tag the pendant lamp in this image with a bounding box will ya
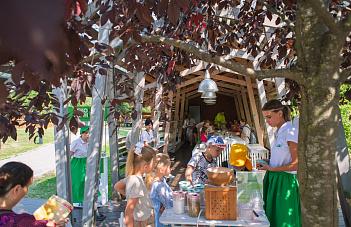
[201,92,217,99]
[198,70,218,93]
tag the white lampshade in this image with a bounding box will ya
[201,92,217,99]
[198,70,218,93]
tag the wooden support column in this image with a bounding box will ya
[107,66,119,200]
[131,72,145,147]
[256,79,275,149]
[171,91,181,151]
[245,76,264,146]
[235,92,245,121]
[164,91,173,153]
[153,83,163,145]
[233,94,241,120]
[53,79,74,225]
[275,77,286,101]
[239,87,252,125]
[178,94,186,140]
[185,98,189,114]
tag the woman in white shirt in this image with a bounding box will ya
[141,118,158,152]
[257,100,301,227]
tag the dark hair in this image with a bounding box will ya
[240,119,246,123]
[0,162,33,197]
[145,118,153,126]
[201,125,208,135]
[220,110,224,113]
[262,99,291,121]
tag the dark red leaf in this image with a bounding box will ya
[166,59,176,74]
[168,0,180,25]
[51,116,59,125]
[74,109,84,117]
[12,61,26,85]
[176,0,190,9]
[0,82,9,105]
[99,68,107,75]
[101,10,111,26]
[159,0,168,15]
[80,44,90,56]
[131,110,138,120]
[100,3,110,14]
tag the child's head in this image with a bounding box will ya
[205,136,226,158]
[126,142,157,177]
[153,153,171,177]
[201,125,208,134]
[145,118,153,131]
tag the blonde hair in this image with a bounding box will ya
[146,153,171,191]
[125,145,156,178]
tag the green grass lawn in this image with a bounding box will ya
[26,140,126,200]
[0,127,55,160]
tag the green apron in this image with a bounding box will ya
[71,157,102,203]
[263,171,301,227]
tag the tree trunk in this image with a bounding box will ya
[296,1,346,226]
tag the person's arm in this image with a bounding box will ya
[70,151,74,157]
[144,142,158,151]
[185,165,194,184]
[125,197,138,227]
[114,179,126,196]
[257,141,298,172]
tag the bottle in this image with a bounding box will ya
[172,191,185,214]
[187,193,201,217]
[194,184,205,206]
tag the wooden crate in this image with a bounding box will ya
[205,184,237,220]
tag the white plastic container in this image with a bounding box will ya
[172,191,185,214]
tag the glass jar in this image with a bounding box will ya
[187,193,201,217]
[172,191,185,214]
[194,184,205,206]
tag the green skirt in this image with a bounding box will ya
[263,171,301,227]
[71,157,102,204]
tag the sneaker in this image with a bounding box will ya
[96,213,106,221]
[168,173,175,179]
[73,203,83,208]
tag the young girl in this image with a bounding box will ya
[114,142,157,227]
[200,125,208,143]
[257,99,301,227]
[185,136,226,184]
[149,154,173,227]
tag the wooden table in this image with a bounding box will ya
[159,208,270,226]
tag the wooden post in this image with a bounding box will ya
[82,7,110,225]
[256,79,274,149]
[171,91,181,151]
[245,76,264,146]
[178,94,186,141]
[275,77,286,101]
[239,87,252,125]
[53,80,74,226]
[107,66,120,200]
[163,91,173,153]
[185,98,189,114]
[153,83,163,145]
[233,94,241,120]
[235,92,245,121]
[131,72,145,147]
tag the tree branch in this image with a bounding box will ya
[256,0,294,30]
[139,36,299,80]
[305,0,343,35]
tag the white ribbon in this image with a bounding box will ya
[134,142,144,155]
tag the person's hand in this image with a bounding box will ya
[153,148,158,152]
[159,203,165,213]
[256,162,271,171]
[185,174,192,184]
[47,218,69,227]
